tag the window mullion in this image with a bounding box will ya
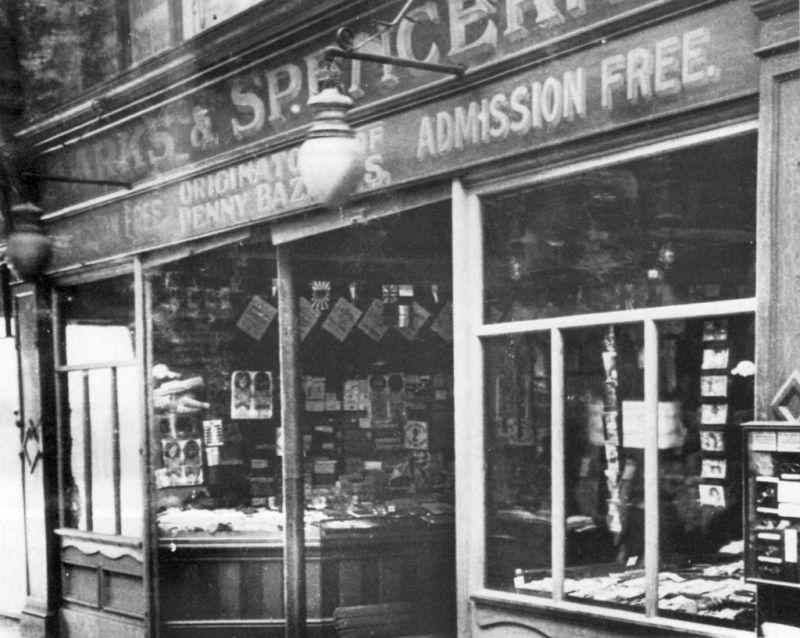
[52,289,67,529]
[644,318,659,617]
[551,327,565,603]
[110,367,121,535]
[82,370,93,532]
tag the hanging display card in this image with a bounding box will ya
[322,297,363,342]
[699,484,726,507]
[620,401,685,449]
[702,319,729,341]
[702,347,730,370]
[701,459,727,479]
[343,379,367,411]
[751,431,778,452]
[202,419,224,446]
[397,301,432,341]
[231,371,273,419]
[236,295,277,341]
[303,376,326,412]
[158,437,204,487]
[299,297,320,341]
[367,374,394,427]
[700,430,726,452]
[778,431,800,453]
[430,302,453,343]
[701,375,728,398]
[700,403,728,424]
[358,300,389,341]
[404,420,429,450]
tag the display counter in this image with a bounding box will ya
[158,509,455,638]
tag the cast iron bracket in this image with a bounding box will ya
[326,0,466,78]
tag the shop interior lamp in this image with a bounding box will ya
[6,200,51,280]
[297,63,364,210]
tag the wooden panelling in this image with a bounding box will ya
[103,571,146,618]
[158,526,456,636]
[62,565,98,607]
[60,605,144,638]
[60,545,145,625]
[161,619,331,638]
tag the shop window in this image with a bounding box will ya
[481,134,756,631]
[657,315,754,626]
[485,333,551,594]
[153,211,455,540]
[149,242,283,533]
[56,275,142,537]
[483,136,756,324]
[152,210,455,630]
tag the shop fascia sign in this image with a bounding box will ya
[45,0,757,273]
[42,0,657,209]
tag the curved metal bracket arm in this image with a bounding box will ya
[324,45,466,77]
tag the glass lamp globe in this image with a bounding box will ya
[297,87,364,209]
[6,201,51,280]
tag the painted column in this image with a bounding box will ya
[15,282,60,638]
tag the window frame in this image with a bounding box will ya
[52,259,146,544]
[454,119,759,636]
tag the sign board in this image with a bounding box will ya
[46,1,757,270]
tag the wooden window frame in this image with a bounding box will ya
[452,120,759,637]
[52,260,145,542]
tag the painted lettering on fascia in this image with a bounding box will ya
[43,0,649,192]
[416,27,720,161]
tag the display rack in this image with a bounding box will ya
[744,422,800,588]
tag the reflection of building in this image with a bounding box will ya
[2,1,800,637]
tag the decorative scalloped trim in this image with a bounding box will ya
[62,539,143,562]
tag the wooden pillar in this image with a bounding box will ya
[15,281,60,638]
[752,0,800,417]
[277,244,306,637]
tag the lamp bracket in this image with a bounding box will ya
[330,0,466,78]
[325,45,465,77]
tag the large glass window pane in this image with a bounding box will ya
[482,135,756,323]
[149,242,280,525]
[61,276,141,536]
[484,333,551,594]
[560,323,645,609]
[657,314,756,629]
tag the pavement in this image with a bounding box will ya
[0,617,18,638]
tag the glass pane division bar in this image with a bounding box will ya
[477,299,756,338]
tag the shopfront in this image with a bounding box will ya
[8,0,799,637]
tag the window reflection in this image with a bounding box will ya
[60,276,142,537]
[657,315,755,628]
[485,334,551,594]
[483,136,756,323]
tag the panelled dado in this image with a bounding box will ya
[41,0,696,210]
[43,0,758,272]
